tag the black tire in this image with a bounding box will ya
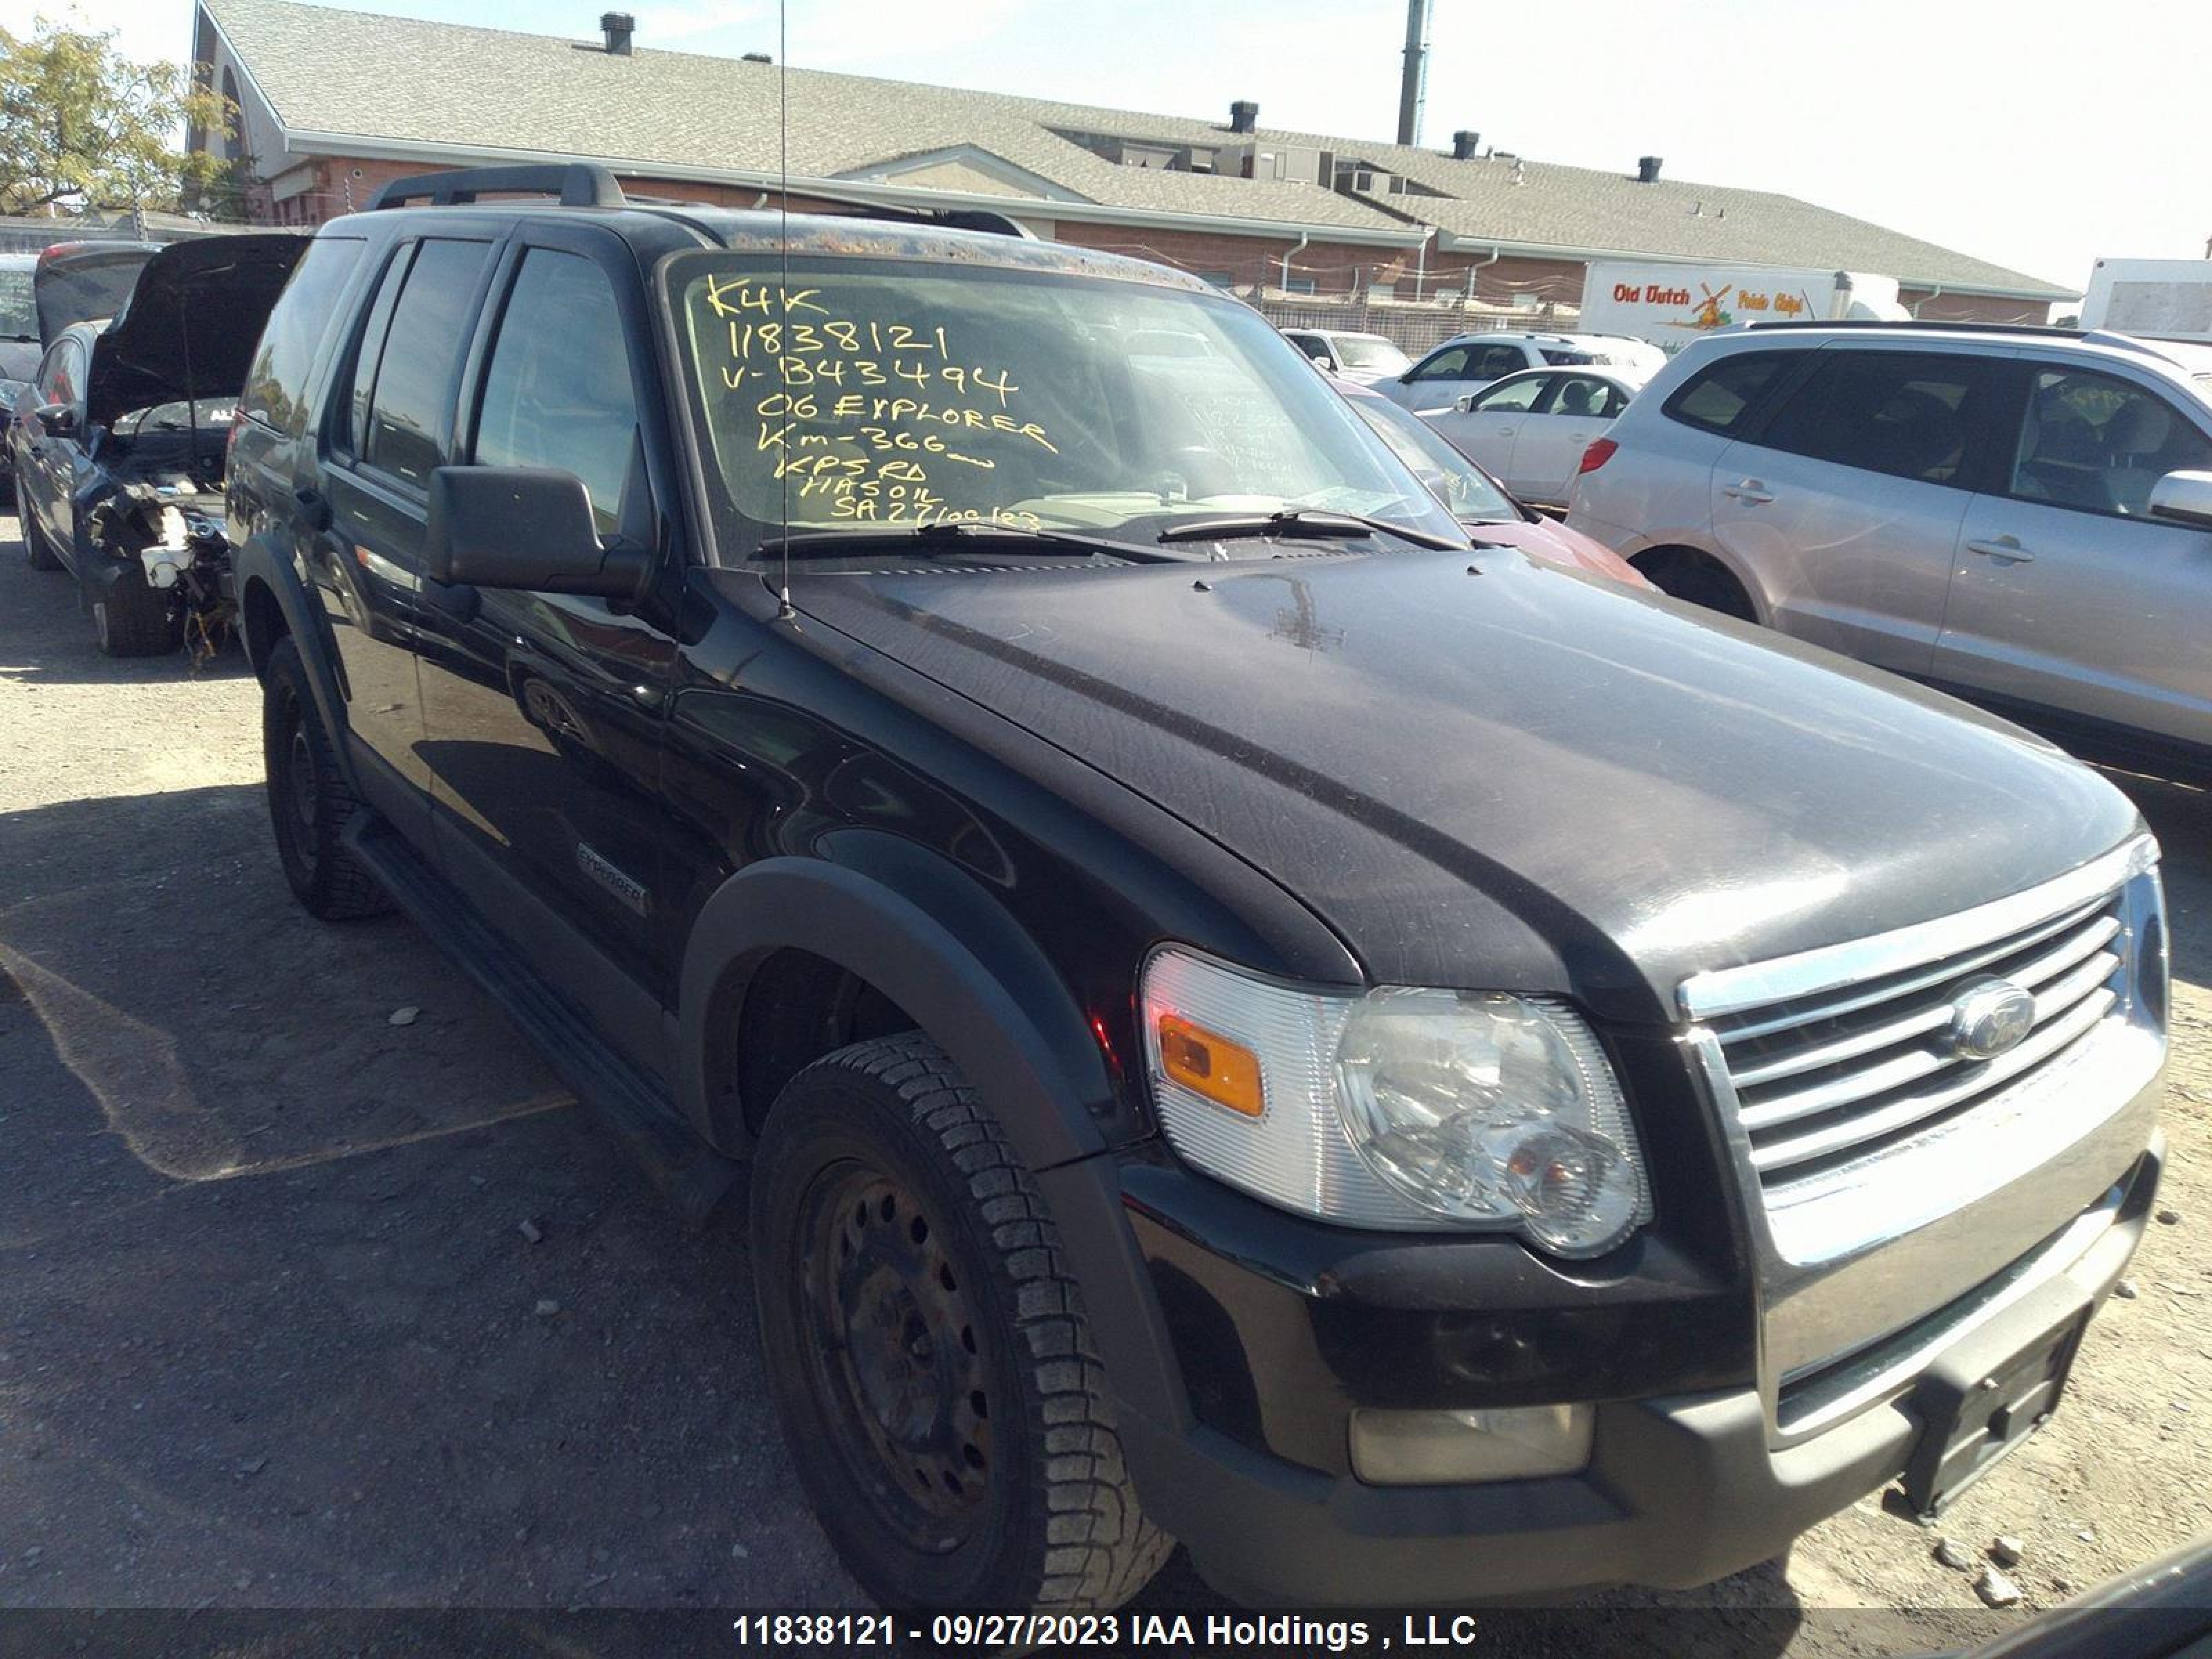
[262,635,389,921]
[1640,548,1757,622]
[88,567,182,657]
[750,1034,1170,1613]
[21,508,62,572]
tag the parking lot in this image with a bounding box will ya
[1,503,2207,1657]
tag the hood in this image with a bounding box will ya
[791,550,2137,1018]
[1470,514,1649,588]
[32,241,160,348]
[82,234,307,431]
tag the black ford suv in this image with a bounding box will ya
[229,165,2168,1612]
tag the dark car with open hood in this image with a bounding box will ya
[224,164,2168,1614]
[12,234,304,655]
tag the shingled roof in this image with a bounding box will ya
[201,0,2071,299]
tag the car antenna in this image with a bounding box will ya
[775,0,795,624]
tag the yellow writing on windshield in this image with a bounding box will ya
[703,279,1058,528]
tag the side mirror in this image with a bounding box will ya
[32,401,76,438]
[424,466,650,597]
[1455,393,1479,413]
[2148,470,2212,530]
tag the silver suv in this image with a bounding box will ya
[1567,322,2212,778]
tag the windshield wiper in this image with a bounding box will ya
[756,521,1190,564]
[1156,508,1466,552]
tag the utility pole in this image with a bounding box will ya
[1396,0,1432,149]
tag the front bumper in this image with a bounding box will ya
[1112,1139,2159,1606]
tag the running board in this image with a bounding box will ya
[343,812,740,1225]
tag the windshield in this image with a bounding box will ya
[1336,335,1410,372]
[1345,393,1521,523]
[0,265,33,342]
[667,252,1463,561]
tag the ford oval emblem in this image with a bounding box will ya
[1948,978,2037,1062]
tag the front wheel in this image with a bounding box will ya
[21,507,62,571]
[749,1034,1170,1612]
[88,566,182,657]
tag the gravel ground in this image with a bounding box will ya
[1,507,2205,1658]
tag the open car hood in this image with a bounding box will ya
[32,241,160,348]
[83,234,308,431]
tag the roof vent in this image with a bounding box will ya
[1450,130,1481,160]
[600,12,635,55]
[1636,155,1662,183]
[1228,100,1259,135]
[741,50,771,63]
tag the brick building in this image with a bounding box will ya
[188,0,2072,328]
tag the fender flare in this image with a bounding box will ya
[676,851,1115,1172]
[232,535,356,788]
[676,851,1192,1431]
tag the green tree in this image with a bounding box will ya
[0,19,235,216]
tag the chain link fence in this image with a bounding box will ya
[1247,293,1582,356]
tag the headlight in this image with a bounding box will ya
[1141,949,1650,1258]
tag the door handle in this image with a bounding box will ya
[1723,480,1774,505]
[1494,426,1516,437]
[1965,537,2035,564]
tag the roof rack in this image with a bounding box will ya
[368,162,627,210]
[362,162,1031,238]
[1739,316,2188,366]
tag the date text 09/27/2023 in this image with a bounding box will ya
[729,1612,1490,1651]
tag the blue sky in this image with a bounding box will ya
[11,0,2207,293]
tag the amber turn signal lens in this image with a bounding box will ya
[1155,1013,1265,1118]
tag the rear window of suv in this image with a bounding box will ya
[1663,350,1794,435]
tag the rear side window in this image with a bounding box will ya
[357,238,491,489]
[1540,348,1596,366]
[1759,350,2007,487]
[1470,344,1530,380]
[1664,350,1793,436]
[470,250,640,535]
[243,236,364,438]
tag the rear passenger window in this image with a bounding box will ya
[1759,350,2005,487]
[1664,350,1792,435]
[243,236,364,438]
[358,239,491,489]
[470,250,640,534]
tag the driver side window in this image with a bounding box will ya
[38,339,83,408]
[1409,346,1470,382]
[471,250,641,535]
[2009,366,2212,520]
[1471,375,1548,413]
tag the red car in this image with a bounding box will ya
[1333,371,1650,588]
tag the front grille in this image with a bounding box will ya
[1706,887,2130,1195]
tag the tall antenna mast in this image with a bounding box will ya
[1396,0,1432,149]
[775,0,794,621]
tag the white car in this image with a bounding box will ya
[1280,327,1412,384]
[1379,330,1665,413]
[1425,364,1650,506]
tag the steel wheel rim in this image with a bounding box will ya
[798,1159,993,1555]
